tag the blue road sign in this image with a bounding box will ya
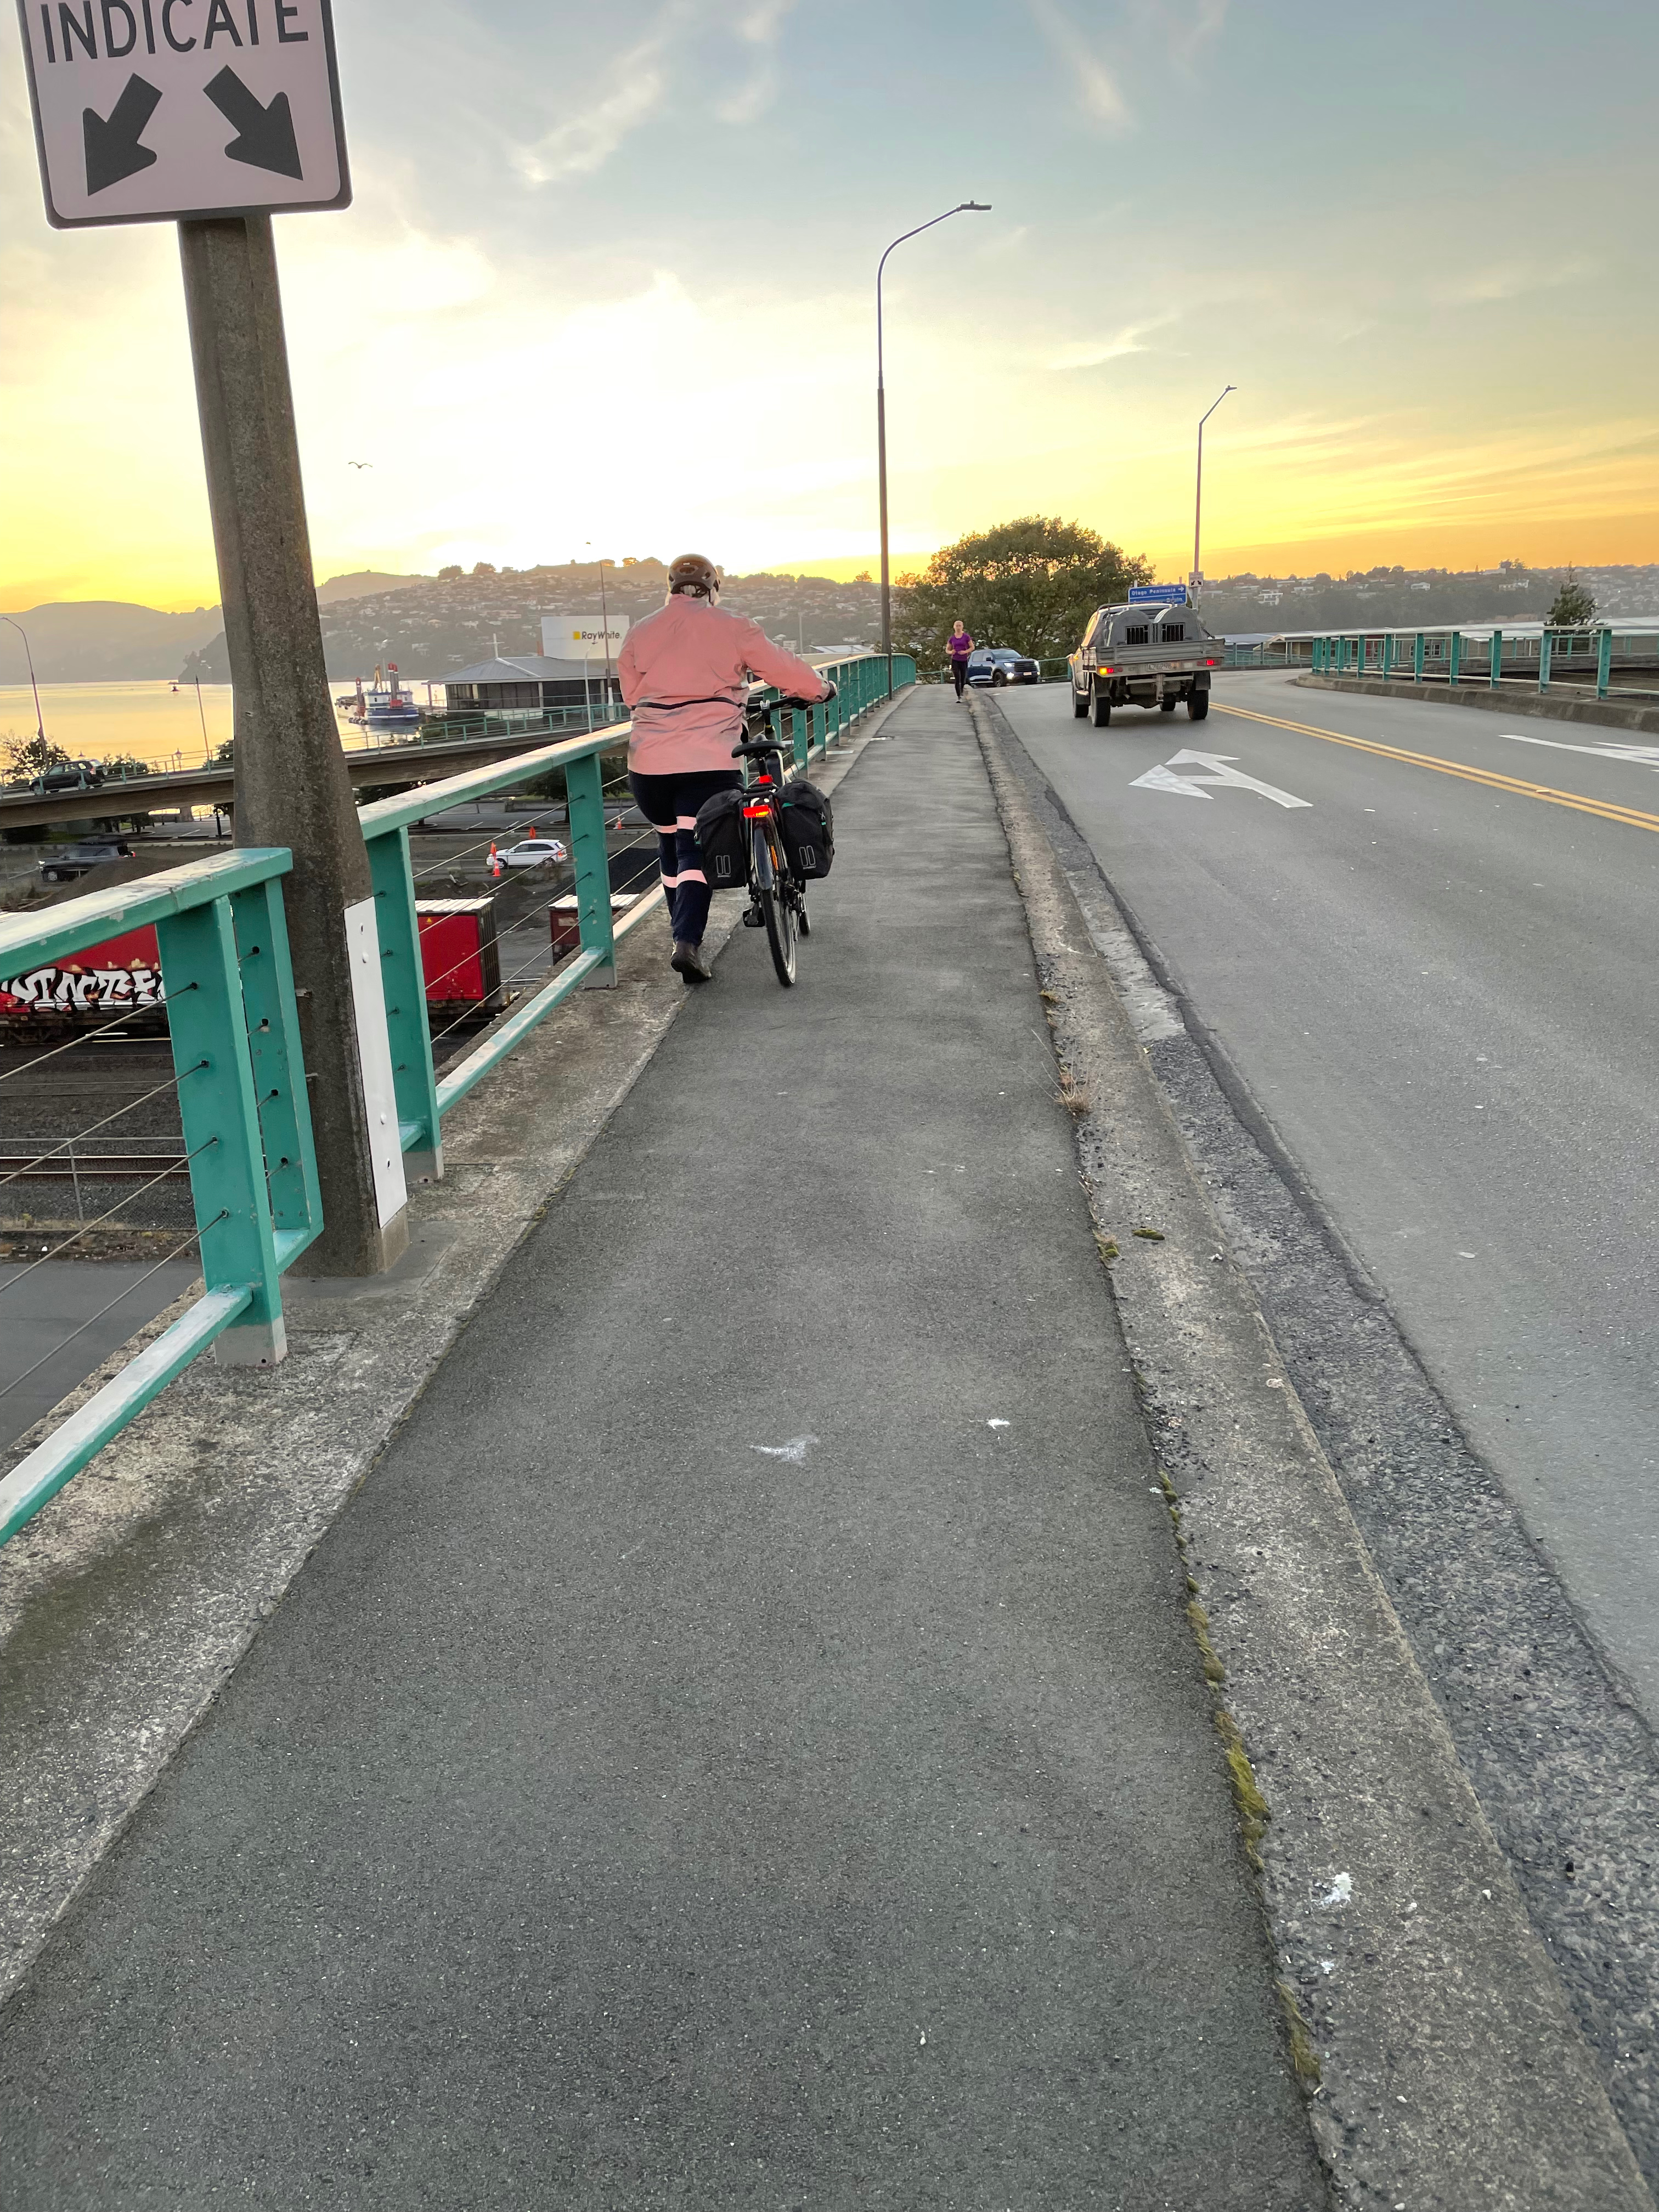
[1129,585,1188,605]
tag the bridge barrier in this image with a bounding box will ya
[0,848,321,1545]
[0,654,910,1544]
[1238,625,1659,702]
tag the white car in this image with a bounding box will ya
[500,837,567,869]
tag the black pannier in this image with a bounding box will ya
[692,787,749,891]
[778,780,834,880]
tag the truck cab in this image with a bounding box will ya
[1068,601,1222,727]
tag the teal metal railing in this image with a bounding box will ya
[0,848,320,1546]
[0,657,909,1539]
[1302,626,1659,702]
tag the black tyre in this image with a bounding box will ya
[1160,694,1177,712]
[41,868,60,883]
[1071,686,1089,719]
[1090,684,1111,727]
[1187,690,1210,721]
[761,884,797,985]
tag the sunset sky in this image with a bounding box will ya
[3,0,1656,612]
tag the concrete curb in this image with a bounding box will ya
[968,693,1652,2212]
[0,696,903,2011]
[1294,671,1659,737]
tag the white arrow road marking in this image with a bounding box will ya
[1505,733,1659,771]
[1130,751,1312,809]
[1128,762,1214,799]
[752,1435,818,1464]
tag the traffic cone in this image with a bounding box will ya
[488,841,501,880]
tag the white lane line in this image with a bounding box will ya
[1505,733,1659,771]
[1130,749,1312,810]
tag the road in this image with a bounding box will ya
[994,668,1659,1724]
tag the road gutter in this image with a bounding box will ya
[0,699,902,2012]
[971,693,1652,2212]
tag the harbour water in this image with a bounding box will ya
[0,680,447,773]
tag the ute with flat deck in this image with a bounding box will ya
[1068,598,1223,726]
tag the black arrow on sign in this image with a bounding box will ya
[83,75,162,196]
[204,68,303,181]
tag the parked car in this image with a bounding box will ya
[967,647,1041,687]
[1068,599,1222,726]
[500,837,568,870]
[38,840,134,884]
[27,758,106,797]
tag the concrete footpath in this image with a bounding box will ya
[0,689,1327,2207]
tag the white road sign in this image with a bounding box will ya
[14,0,349,228]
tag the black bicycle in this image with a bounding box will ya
[731,691,826,986]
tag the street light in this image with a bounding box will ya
[1192,385,1235,604]
[1,614,47,747]
[585,543,614,717]
[877,200,991,696]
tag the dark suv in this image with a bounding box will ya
[27,759,106,797]
[967,647,1041,688]
[39,840,134,885]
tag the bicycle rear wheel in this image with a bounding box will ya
[760,882,797,985]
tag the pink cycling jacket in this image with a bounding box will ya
[618,596,830,775]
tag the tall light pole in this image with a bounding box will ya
[1192,385,1235,603]
[877,200,991,696]
[586,543,614,713]
[1,615,48,748]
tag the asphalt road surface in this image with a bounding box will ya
[996,669,1659,1725]
[0,689,1324,2209]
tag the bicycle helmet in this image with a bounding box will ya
[667,552,721,599]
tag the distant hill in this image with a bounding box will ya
[0,571,428,684]
[1202,561,1659,636]
[0,601,225,684]
[179,562,888,685]
[315,571,427,606]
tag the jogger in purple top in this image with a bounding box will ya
[946,619,974,699]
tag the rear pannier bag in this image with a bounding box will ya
[692,787,749,891]
[778,780,834,880]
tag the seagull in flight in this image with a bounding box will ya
[348,460,373,469]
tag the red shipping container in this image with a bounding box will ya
[0,924,163,1017]
[416,900,503,1011]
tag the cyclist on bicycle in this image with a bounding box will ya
[619,554,831,983]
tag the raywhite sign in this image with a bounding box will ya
[14,0,349,228]
[543,613,630,658]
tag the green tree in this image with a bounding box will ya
[1547,568,1596,628]
[2,732,70,783]
[893,516,1153,667]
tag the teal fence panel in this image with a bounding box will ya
[0,848,317,1545]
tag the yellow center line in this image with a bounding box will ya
[1212,699,1659,836]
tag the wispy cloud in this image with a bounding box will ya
[1122,0,1231,64]
[1048,313,1176,370]
[514,6,688,185]
[1028,0,1131,128]
[717,0,797,124]
[1432,257,1599,307]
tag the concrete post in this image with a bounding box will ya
[178,215,408,1277]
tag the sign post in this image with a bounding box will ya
[16,0,407,1284]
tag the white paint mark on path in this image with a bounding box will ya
[1130,751,1312,810]
[987,1419,1011,1430]
[1505,733,1659,771]
[752,1435,818,1464]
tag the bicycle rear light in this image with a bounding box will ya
[742,802,771,819]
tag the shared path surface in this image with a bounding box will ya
[0,688,1323,2208]
[997,670,1659,1723]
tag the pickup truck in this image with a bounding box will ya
[1068,601,1223,726]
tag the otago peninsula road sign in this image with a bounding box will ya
[15,0,349,227]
